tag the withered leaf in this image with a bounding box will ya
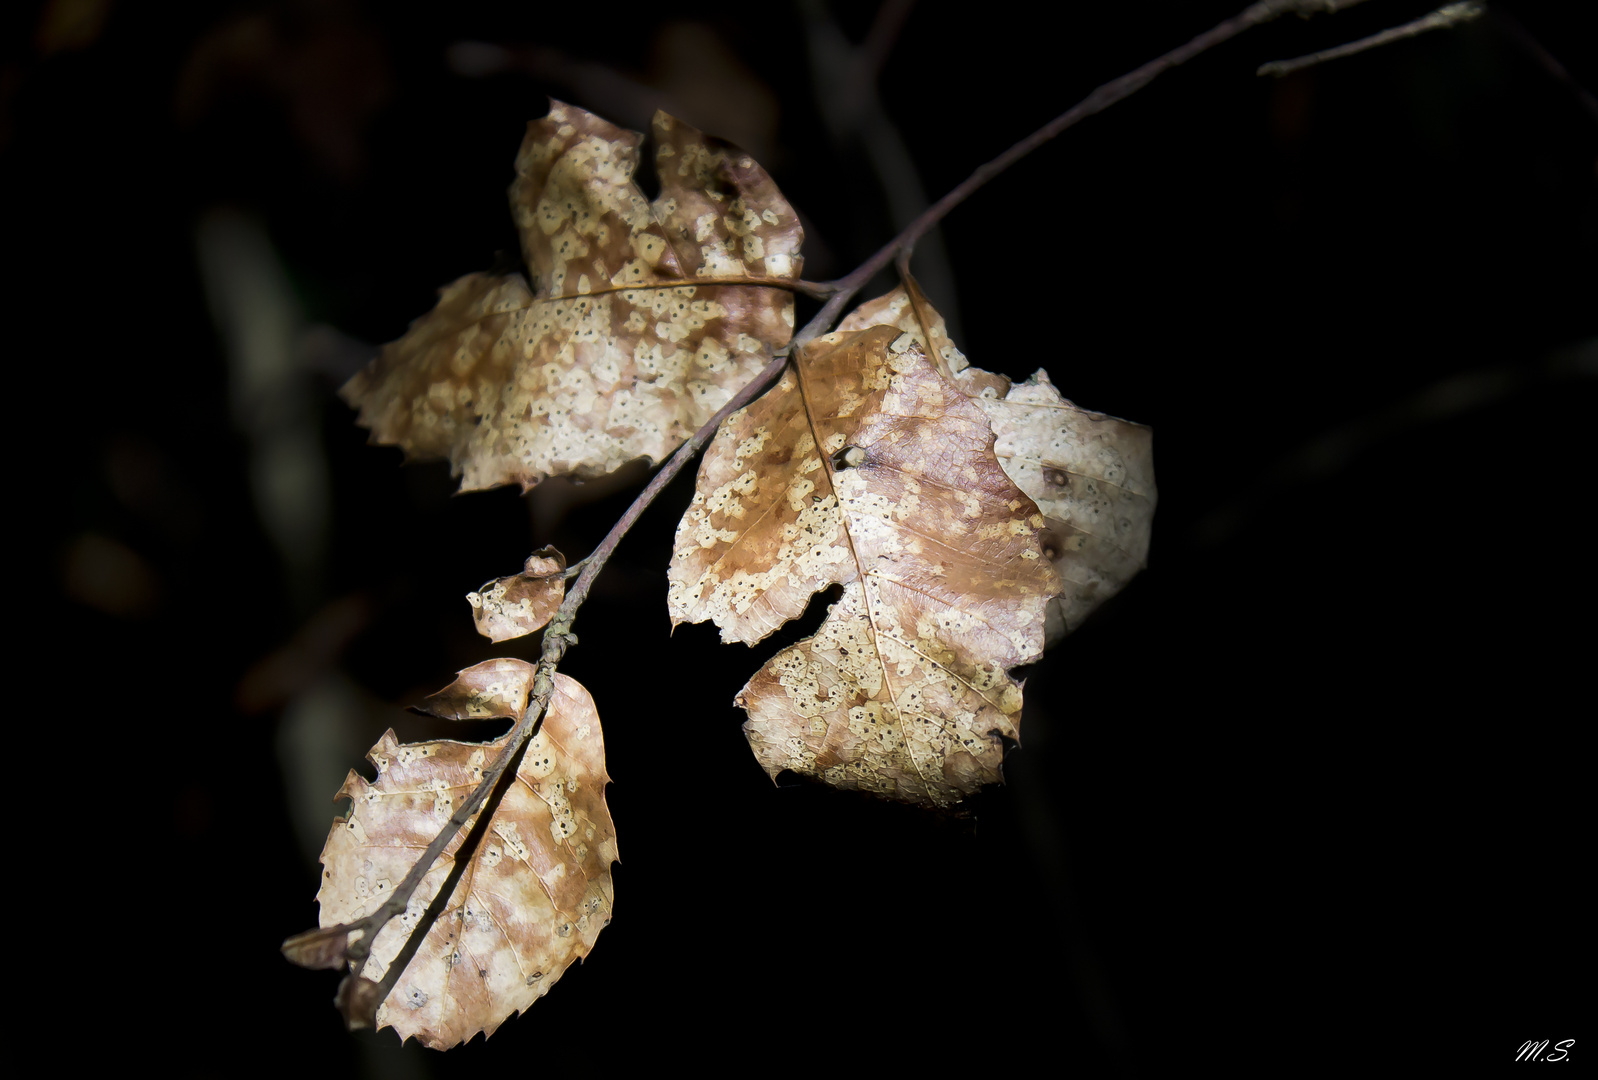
[842,277,1156,643]
[335,976,385,1031]
[342,101,804,493]
[317,662,616,1049]
[466,548,566,643]
[668,324,1061,808]
[281,924,360,971]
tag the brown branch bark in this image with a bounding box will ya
[793,0,1376,349]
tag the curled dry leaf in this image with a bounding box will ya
[281,924,360,971]
[466,547,566,643]
[317,661,616,1049]
[669,324,1061,808]
[843,277,1156,643]
[341,101,803,493]
[336,976,386,1031]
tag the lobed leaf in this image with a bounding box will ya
[341,101,803,493]
[669,324,1061,808]
[316,662,616,1049]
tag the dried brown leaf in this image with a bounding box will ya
[335,975,385,1031]
[317,662,616,1049]
[835,279,974,386]
[341,102,803,493]
[466,548,566,643]
[669,325,1061,808]
[281,924,359,971]
[843,278,1156,642]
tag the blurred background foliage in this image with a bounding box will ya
[12,0,1592,1074]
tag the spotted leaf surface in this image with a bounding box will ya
[977,371,1155,642]
[316,662,616,1049]
[843,278,1156,643]
[671,324,1061,808]
[466,548,566,643]
[341,102,803,493]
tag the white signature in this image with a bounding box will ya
[1516,1039,1574,1062]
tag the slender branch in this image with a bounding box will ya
[1258,1,1483,78]
[1492,9,1598,127]
[802,0,964,346]
[284,657,558,1024]
[287,347,795,1023]
[793,0,1376,348]
[561,347,793,613]
[291,0,1384,1027]
[856,0,918,94]
[369,693,542,1007]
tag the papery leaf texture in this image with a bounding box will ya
[341,101,803,492]
[839,277,1156,642]
[978,369,1155,642]
[316,660,616,1049]
[668,322,1062,808]
[467,547,566,643]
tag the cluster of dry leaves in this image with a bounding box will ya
[303,101,1154,1048]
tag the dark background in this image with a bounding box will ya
[13,0,1591,1073]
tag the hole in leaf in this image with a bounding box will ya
[830,445,867,471]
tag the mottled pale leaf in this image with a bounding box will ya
[843,278,1156,642]
[978,370,1155,642]
[317,662,616,1049]
[342,101,803,493]
[669,325,1061,808]
[467,548,565,643]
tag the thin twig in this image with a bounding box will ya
[291,0,1381,1025]
[856,0,918,93]
[1259,1,1484,78]
[795,0,1375,349]
[801,0,963,344]
[560,347,792,613]
[369,695,543,1007]
[290,346,794,1022]
[1491,9,1598,127]
[292,649,561,1023]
